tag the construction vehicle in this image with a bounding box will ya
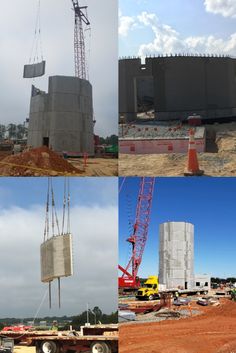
[136,276,159,300]
[119,177,155,291]
[1,325,118,353]
[135,275,209,301]
[32,325,118,353]
[104,145,118,158]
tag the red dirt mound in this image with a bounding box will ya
[0,146,81,176]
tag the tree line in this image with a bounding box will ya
[211,277,236,284]
[0,123,27,141]
[0,307,118,330]
[99,135,118,146]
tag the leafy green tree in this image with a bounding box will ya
[16,124,27,139]
[0,125,6,140]
[70,307,118,330]
[7,124,17,139]
[99,135,118,145]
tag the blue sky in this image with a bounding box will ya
[0,177,118,209]
[119,177,236,279]
[119,0,236,57]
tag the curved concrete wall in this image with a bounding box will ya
[159,222,194,289]
[28,76,94,155]
[119,56,236,121]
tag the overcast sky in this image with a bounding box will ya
[0,177,118,318]
[119,0,236,58]
[0,0,117,137]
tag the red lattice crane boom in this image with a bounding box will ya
[119,177,155,289]
[71,0,90,79]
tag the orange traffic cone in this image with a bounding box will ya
[184,129,204,176]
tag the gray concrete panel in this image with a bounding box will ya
[119,56,236,121]
[159,222,194,289]
[41,233,73,283]
[49,76,92,96]
[27,76,94,155]
[23,61,46,78]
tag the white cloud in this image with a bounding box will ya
[0,203,118,318]
[204,0,236,18]
[119,16,135,36]
[119,10,136,37]
[134,11,236,57]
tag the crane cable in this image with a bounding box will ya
[44,177,70,240]
[62,178,66,235]
[119,177,126,193]
[67,178,71,234]
[43,179,50,242]
[50,178,61,237]
[29,0,44,64]
[62,177,71,234]
[32,287,49,324]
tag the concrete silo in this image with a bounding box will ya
[159,222,194,289]
[27,75,94,155]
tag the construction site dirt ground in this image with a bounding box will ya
[69,157,118,176]
[119,122,236,176]
[119,299,236,353]
[0,150,118,176]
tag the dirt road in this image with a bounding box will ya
[119,299,236,353]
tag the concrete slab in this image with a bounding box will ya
[41,234,73,283]
[23,61,46,78]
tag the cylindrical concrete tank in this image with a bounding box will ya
[28,75,94,155]
[159,222,194,289]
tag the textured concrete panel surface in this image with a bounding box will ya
[27,76,94,154]
[23,61,46,78]
[119,56,236,121]
[159,222,194,289]
[41,233,73,283]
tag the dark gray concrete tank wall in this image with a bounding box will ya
[119,56,236,121]
[27,76,94,155]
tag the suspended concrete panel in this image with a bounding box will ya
[159,222,194,290]
[40,233,73,283]
[23,61,46,78]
